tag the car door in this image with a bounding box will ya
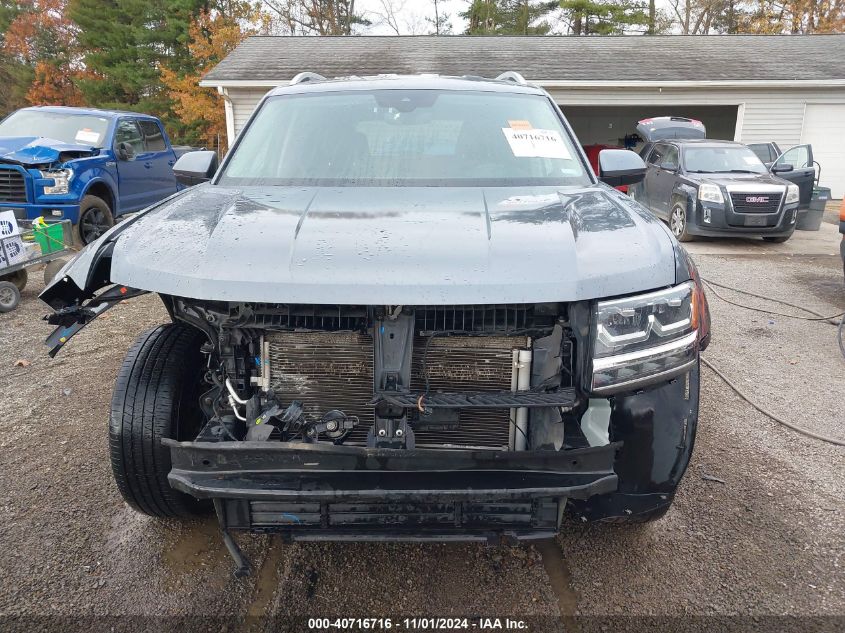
[113,118,153,213]
[137,119,178,202]
[771,144,815,208]
[640,144,666,215]
[652,144,680,216]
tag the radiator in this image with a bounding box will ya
[265,331,528,449]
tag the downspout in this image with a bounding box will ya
[217,86,235,151]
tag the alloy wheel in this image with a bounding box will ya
[670,207,686,237]
[80,207,110,244]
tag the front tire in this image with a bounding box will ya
[73,195,115,246]
[109,323,210,518]
[669,203,694,242]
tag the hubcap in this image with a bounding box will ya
[80,207,111,244]
[671,207,685,236]
[0,286,15,306]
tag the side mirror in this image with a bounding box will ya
[116,142,134,161]
[173,150,219,186]
[598,149,647,186]
[772,163,794,174]
[659,161,678,172]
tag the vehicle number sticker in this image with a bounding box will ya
[75,129,101,145]
[502,128,571,159]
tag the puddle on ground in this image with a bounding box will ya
[162,516,231,591]
[535,539,579,617]
[246,535,284,619]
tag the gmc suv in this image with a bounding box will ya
[630,117,803,242]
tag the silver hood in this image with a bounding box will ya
[68,183,678,304]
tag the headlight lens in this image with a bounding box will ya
[698,183,724,204]
[592,282,699,394]
[42,169,72,195]
[785,184,800,205]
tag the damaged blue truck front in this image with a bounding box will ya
[40,74,710,577]
[0,106,185,245]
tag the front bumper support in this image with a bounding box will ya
[165,439,618,537]
[164,440,618,503]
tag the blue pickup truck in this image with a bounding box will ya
[0,106,189,245]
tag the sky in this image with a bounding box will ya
[356,0,469,35]
[354,1,670,36]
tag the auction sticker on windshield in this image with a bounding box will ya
[75,129,101,145]
[502,127,571,159]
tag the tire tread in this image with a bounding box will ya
[109,324,206,518]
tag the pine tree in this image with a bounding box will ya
[559,0,650,34]
[463,0,558,35]
[69,0,205,109]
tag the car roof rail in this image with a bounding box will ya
[290,72,327,85]
[495,71,527,86]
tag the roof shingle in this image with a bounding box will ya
[203,34,845,84]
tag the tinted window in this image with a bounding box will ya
[774,145,811,169]
[219,90,591,187]
[683,146,767,174]
[114,119,144,156]
[0,110,109,146]
[647,144,666,165]
[747,143,773,163]
[139,120,166,152]
[661,146,679,169]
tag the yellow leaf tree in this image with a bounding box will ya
[161,2,268,152]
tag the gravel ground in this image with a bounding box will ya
[0,251,842,632]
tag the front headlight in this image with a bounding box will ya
[591,282,700,394]
[698,183,724,204]
[785,184,800,205]
[42,169,72,195]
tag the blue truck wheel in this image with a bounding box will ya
[74,194,115,246]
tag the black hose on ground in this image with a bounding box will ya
[699,278,845,447]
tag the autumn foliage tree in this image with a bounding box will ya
[2,0,85,106]
[160,2,266,151]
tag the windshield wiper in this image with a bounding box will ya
[686,170,716,173]
[726,169,760,174]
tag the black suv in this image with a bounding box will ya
[630,117,801,242]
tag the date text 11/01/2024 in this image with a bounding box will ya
[307,618,529,630]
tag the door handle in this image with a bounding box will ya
[144,162,153,169]
[168,160,175,166]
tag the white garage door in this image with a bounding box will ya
[801,104,845,199]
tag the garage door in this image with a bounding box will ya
[801,104,845,199]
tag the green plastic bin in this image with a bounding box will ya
[33,222,67,254]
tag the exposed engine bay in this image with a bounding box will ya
[168,299,594,452]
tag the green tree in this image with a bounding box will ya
[69,0,204,108]
[463,0,558,34]
[0,1,27,113]
[559,0,649,34]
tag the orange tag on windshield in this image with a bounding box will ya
[508,120,533,130]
